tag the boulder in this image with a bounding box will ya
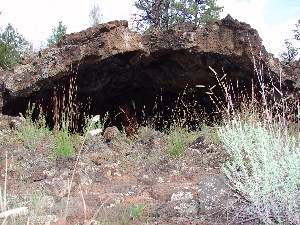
[0,15,297,124]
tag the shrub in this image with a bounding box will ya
[218,115,300,224]
[206,55,300,223]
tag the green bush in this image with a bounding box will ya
[218,116,300,224]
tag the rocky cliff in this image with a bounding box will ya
[0,15,297,123]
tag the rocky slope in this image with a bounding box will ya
[0,126,236,224]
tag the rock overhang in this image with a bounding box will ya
[0,15,295,126]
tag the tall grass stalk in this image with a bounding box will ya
[0,149,8,223]
[140,87,205,131]
[51,73,81,133]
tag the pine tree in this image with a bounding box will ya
[47,21,67,47]
[279,20,300,64]
[0,23,32,69]
[133,0,223,31]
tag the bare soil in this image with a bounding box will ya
[0,127,238,225]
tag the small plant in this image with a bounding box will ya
[200,124,220,143]
[166,125,198,158]
[84,112,109,137]
[16,104,52,149]
[104,204,145,224]
[129,203,144,219]
[52,129,76,157]
[28,191,47,216]
[166,127,186,157]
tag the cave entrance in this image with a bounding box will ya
[1,50,257,133]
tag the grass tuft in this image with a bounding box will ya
[16,104,52,150]
[166,125,199,158]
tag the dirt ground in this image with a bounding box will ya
[0,126,240,225]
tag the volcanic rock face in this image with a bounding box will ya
[0,15,296,123]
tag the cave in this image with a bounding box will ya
[1,49,258,132]
[0,18,289,132]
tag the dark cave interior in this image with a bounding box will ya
[2,49,260,132]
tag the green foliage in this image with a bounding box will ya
[84,113,109,136]
[170,0,223,27]
[133,0,223,30]
[0,23,32,69]
[218,117,300,224]
[0,40,14,69]
[167,127,186,157]
[279,38,299,64]
[200,124,219,143]
[16,106,52,150]
[29,191,47,216]
[16,103,78,158]
[52,129,76,157]
[47,21,67,47]
[129,203,144,219]
[280,19,300,64]
[166,125,198,157]
[134,0,172,30]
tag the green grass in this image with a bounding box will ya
[16,111,77,158]
[16,113,52,150]
[96,203,146,224]
[129,203,144,219]
[28,190,49,218]
[52,129,76,157]
[166,126,199,158]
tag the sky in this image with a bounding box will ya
[0,0,300,58]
